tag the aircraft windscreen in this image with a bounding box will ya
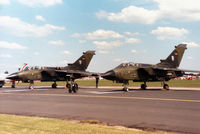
[116,63,135,68]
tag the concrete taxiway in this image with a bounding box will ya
[0,86,200,134]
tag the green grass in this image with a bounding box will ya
[0,114,170,134]
[5,79,200,88]
[77,79,200,87]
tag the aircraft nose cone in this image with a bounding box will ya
[6,73,19,80]
[102,70,116,80]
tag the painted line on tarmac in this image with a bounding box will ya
[86,91,129,94]
[1,92,200,103]
[0,89,31,93]
[0,88,50,93]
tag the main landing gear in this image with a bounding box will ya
[11,81,15,88]
[0,82,3,88]
[141,82,147,90]
[163,82,169,90]
[140,81,169,90]
[66,81,78,93]
[52,81,57,88]
[161,80,169,90]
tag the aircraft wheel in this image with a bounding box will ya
[163,84,169,90]
[52,83,57,88]
[72,86,76,93]
[74,83,78,91]
[66,83,71,88]
[29,85,34,89]
[123,87,129,92]
[141,84,147,90]
[72,83,78,93]
[0,83,3,88]
[11,81,15,88]
[66,84,72,93]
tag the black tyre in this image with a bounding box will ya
[123,87,129,92]
[72,86,76,93]
[74,83,78,91]
[29,85,34,89]
[0,82,3,88]
[163,84,169,90]
[141,84,147,90]
[52,83,57,88]
[66,84,72,93]
[66,83,71,89]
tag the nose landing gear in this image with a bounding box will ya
[163,83,169,90]
[28,80,34,89]
[122,81,129,92]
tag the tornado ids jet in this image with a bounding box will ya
[7,51,97,93]
[102,44,200,91]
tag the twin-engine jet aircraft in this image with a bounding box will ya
[5,44,200,92]
[6,51,97,93]
[102,44,200,91]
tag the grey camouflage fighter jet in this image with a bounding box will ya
[7,51,97,93]
[102,44,200,91]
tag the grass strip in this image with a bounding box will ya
[5,79,200,88]
[0,114,171,134]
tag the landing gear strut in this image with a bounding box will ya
[11,81,15,88]
[141,82,147,90]
[0,82,3,88]
[66,80,78,93]
[29,80,34,89]
[122,81,129,92]
[52,81,57,88]
[161,81,169,90]
[96,76,99,88]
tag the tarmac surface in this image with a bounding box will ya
[0,86,200,134]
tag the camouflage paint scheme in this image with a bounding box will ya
[6,51,97,93]
[102,44,199,91]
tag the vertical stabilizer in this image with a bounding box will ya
[68,51,95,71]
[156,44,187,68]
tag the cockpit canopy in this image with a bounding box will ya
[115,62,153,68]
[115,62,135,68]
[20,66,62,71]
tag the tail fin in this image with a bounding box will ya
[68,51,95,71]
[156,44,187,68]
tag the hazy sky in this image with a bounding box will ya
[0,0,200,73]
